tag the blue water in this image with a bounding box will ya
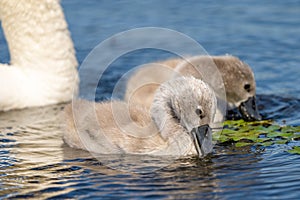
[0,0,300,199]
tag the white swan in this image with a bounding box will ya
[63,77,217,158]
[0,0,78,111]
[125,55,261,121]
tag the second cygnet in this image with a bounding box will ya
[125,55,261,121]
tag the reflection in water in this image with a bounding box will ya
[0,86,256,198]
[0,105,66,198]
[1,102,299,199]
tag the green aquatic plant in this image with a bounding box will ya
[214,120,300,153]
[288,146,300,155]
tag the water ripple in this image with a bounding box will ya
[1,0,300,199]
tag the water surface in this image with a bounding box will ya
[0,0,300,199]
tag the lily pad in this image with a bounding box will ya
[214,120,300,151]
[275,140,288,145]
[235,142,253,147]
[287,146,300,154]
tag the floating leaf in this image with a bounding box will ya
[259,141,274,147]
[214,119,300,154]
[281,126,300,133]
[275,140,288,145]
[267,131,293,139]
[287,146,300,154]
[255,138,272,143]
[235,142,252,147]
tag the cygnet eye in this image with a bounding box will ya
[244,84,251,92]
[195,107,204,119]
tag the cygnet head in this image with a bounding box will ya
[213,55,261,121]
[151,76,217,157]
[176,55,261,121]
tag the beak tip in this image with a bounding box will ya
[239,96,261,121]
[192,125,213,157]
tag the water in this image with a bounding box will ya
[0,0,300,199]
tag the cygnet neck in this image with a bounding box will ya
[150,96,194,156]
[150,81,189,140]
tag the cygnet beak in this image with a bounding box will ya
[239,96,262,121]
[191,124,213,158]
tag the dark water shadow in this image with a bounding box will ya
[227,94,300,126]
[257,94,300,126]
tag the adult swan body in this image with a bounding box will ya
[0,0,78,111]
